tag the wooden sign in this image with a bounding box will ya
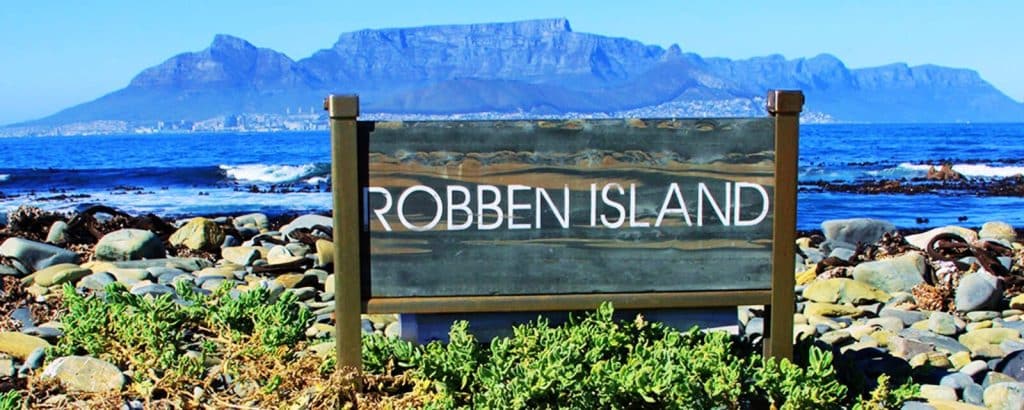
[327,90,803,370]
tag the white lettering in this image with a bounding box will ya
[446,185,473,231]
[734,182,770,226]
[655,183,693,227]
[367,187,393,232]
[396,185,443,231]
[507,185,532,229]
[536,186,570,229]
[698,182,731,226]
[628,184,649,227]
[477,184,504,230]
[601,183,626,228]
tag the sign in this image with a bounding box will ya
[327,90,803,370]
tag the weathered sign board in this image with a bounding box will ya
[327,90,803,371]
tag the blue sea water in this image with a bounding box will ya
[1,123,1023,230]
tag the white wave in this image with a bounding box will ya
[896,162,1024,178]
[305,176,328,185]
[220,164,318,183]
[0,174,8,182]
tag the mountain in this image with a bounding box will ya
[9,18,1024,133]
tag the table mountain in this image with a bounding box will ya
[13,18,1024,131]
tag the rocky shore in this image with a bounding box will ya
[3,206,1024,408]
[769,218,1024,409]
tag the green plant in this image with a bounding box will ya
[752,346,848,410]
[854,374,920,410]
[0,390,21,410]
[357,302,854,410]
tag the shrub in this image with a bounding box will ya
[358,302,865,409]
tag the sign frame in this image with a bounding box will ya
[326,90,803,372]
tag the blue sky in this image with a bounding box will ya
[1,0,1020,125]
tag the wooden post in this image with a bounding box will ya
[325,95,363,375]
[765,90,803,360]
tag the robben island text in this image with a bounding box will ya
[366,181,771,232]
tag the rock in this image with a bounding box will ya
[1010,295,1024,311]
[324,274,335,294]
[820,330,853,346]
[281,214,333,238]
[951,351,973,370]
[0,237,79,273]
[821,218,895,250]
[267,245,303,265]
[983,382,1024,410]
[20,347,46,373]
[985,373,1017,388]
[233,213,270,233]
[0,332,51,360]
[315,240,334,267]
[980,221,1016,242]
[960,328,1021,357]
[78,272,116,291]
[829,247,856,261]
[900,401,937,410]
[804,278,891,305]
[868,315,909,332]
[108,268,152,285]
[963,383,985,405]
[804,302,864,318]
[967,311,1000,322]
[941,372,976,391]
[962,360,991,378]
[920,384,958,401]
[385,321,401,338]
[130,283,176,297]
[853,252,927,293]
[901,328,970,355]
[114,258,212,272]
[41,356,125,393]
[996,350,1024,382]
[956,270,1004,313]
[94,229,166,261]
[156,270,190,285]
[0,356,14,378]
[891,335,936,359]
[907,226,979,250]
[33,263,91,287]
[881,308,928,327]
[46,221,68,244]
[221,246,260,266]
[169,218,225,252]
[927,400,984,410]
[929,312,960,336]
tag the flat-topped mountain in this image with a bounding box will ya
[12,19,1024,131]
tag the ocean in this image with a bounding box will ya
[1,123,1022,230]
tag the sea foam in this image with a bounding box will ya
[897,162,1024,178]
[220,164,320,183]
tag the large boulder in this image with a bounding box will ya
[0,331,51,360]
[852,252,927,293]
[233,213,270,233]
[906,226,978,251]
[956,270,1003,313]
[41,356,126,393]
[169,218,225,252]
[820,218,895,251]
[33,263,91,287]
[94,229,166,261]
[280,214,333,238]
[803,278,891,305]
[0,237,79,273]
[980,221,1017,243]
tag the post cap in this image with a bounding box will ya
[324,95,359,119]
[766,90,804,115]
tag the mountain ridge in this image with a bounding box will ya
[8,18,1024,133]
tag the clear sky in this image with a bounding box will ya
[1,0,1021,125]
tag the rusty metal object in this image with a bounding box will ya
[926,233,1013,276]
